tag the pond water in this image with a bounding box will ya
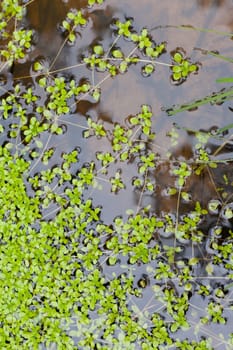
[1,0,233,349]
[23,0,233,213]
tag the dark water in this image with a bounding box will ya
[2,0,233,349]
[20,0,233,215]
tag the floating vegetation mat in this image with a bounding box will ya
[0,0,233,349]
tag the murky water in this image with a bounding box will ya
[1,0,233,349]
[21,0,233,211]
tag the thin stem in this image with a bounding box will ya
[101,56,173,67]
[29,132,53,175]
[136,168,148,214]
[104,34,121,58]
[49,35,69,71]
[213,133,233,157]
[60,119,88,129]
[13,63,86,81]
[174,186,182,248]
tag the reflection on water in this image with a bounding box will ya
[197,0,226,7]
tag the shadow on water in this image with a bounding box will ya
[2,0,233,348]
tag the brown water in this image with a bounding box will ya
[19,0,233,216]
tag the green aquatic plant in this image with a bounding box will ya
[167,48,233,115]
[1,28,33,65]
[173,161,191,188]
[0,1,233,349]
[88,0,104,6]
[166,86,233,116]
[171,50,198,82]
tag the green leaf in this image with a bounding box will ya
[119,61,127,73]
[173,72,181,80]
[94,45,103,55]
[112,49,123,58]
[143,63,155,75]
[188,257,199,266]
[224,207,233,219]
[92,88,101,101]
[216,77,233,83]
[172,65,182,73]
[206,263,214,275]
[108,256,117,265]
[34,61,43,71]
[39,77,47,87]
[62,20,70,30]
[68,32,76,43]
[173,52,183,63]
